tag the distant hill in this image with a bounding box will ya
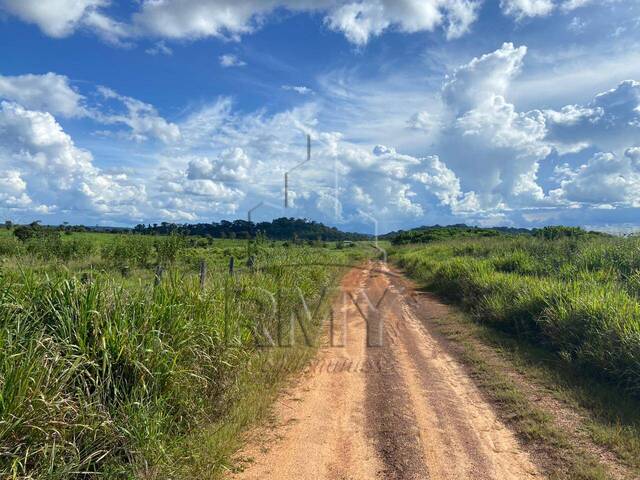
[383,224,612,245]
[383,224,532,245]
[133,217,370,241]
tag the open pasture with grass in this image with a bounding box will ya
[0,229,365,478]
[393,231,640,397]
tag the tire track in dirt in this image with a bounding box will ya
[228,262,541,479]
[362,267,429,479]
[377,263,540,479]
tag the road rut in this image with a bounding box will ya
[229,262,541,479]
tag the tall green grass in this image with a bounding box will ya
[393,236,640,396]
[0,235,363,478]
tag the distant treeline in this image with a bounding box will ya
[3,218,368,241]
[3,220,126,234]
[132,217,370,241]
[386,224,609,245]
[4,219,611,244]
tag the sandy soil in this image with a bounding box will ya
[228,262,541,479]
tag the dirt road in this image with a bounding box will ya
[230,262,541,479]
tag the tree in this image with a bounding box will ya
[4,220,12,230]
[14,222,49,242]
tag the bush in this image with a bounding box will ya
[0,236,23,256]
[24,233,63,259]
[63,237,95,259]
[193,237,210,248]
[391,226,502,245]
[13,223,46,242]
[533,225,587,240]
[154,234,186,265]
[102,235,154,267]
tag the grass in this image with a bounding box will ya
[169,324,324,478]
[488,331,640,471]
[0,231,367,478]
[393,235,640,395]
[392,235,640,479]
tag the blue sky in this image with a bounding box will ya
[0,0,639,233]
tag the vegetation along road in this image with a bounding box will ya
[230,229,640,480]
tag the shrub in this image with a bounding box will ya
[154,234,187,265]
[24,233,64,260]
[533,225,587,240]
[0,236,23,256]
[13,223,46,242]
[102,235,154,267]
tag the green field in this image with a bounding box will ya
[0,230,366,478]
[5,224,640,478]
[392,233,640,396]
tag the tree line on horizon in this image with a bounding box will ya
[2,218,367,241]
[131,217,370,241]
[387,224,610,245]
[4,218,612,244]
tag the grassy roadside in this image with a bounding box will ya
[389,234,640,479]
[396,271,640,479]
[0,233,369,478]
[172,247,386,478]
[164,271,342,479]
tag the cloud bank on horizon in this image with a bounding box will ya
[0,0,639,232]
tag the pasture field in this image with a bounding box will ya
[392,234,640,395]
[0,230,366,478]
[6,226,640,479]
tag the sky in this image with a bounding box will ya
[0,1,639,233]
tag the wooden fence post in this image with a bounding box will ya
[154,265,164,286]
[229,256,235,275]
[247,255,255,272]
[199,259,207,289]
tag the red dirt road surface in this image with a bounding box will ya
[229,262,541,479]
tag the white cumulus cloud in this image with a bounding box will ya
[133,0,482,45]
[0,101,145,219]
[187,148,251,182]
[0,0,614,51]
[553,151,640,207]
[326,0,481,44]
[436,43,552,209]
[0,72,86,118]
[443,42,527,114]
[0,0,106,37]
[545,80,640,155]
